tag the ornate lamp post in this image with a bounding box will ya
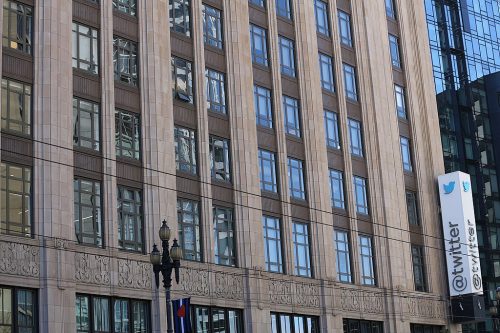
[150,220,182,333]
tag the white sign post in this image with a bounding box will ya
[438,171,482,297]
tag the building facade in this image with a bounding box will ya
[0,0,456,332]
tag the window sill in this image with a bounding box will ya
[317,33,332,42]
[248,2,267,14]
[176,170,199,181]
[276,15,294,26]
[346,98,360,106]
[285,134,303,143]
[212,178,233,188]
[252,62,271,72]
[2,47,33,62]
[170,30,193,43]
[256,125,275,135]
[115,80,140,92]
[2,130,32,141]
[290,197,308,206]
[116,156,142,166]
[281,73,298,82]
[208,110,229,120]
[112,8,138,22]
[73,68,100,81]
[173,99,196,110]
[261,190,280,199]
[74,146,102,157]
[340,44,356,53]
[204,44,225,56]
[322,89,337,98]
[356,213,371,222]
[74,0,100,9]
[326,146,342,154]
[351,154,365,162]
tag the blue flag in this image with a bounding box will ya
[173,298,192,333]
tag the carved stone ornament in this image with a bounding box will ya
[268,280,320,307]
[74,253,110,285]
[404,296,446,319]
[213,272,244,300]
[118,259,151,289]
[0,242,39,277]
[268,280,293,305]
[294,282,320,307]
[337,289,385,314]
[178,267,210,296]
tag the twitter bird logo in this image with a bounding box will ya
[463,181,471,193]
[443,181,456,194]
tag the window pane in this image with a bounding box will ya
[72,22,99,74]
[279,36,296,77]
[276,0,292,19]
[250,25,268,66]
[214,206,235,266]
[288,157,306,200]
[329,169,345,209]
[170,0,191,36]
[262,216,283,273]
[115,110,140,159]
[2,1,33,54]
[258,149,278,193]
[283,95,301,137]
[359,235,375,285]
[343,63,358,101]
[389,34,401,68]
[335,230,352,283]
[74,178,103,246]
[394,85,407,118]
[175,126,197,175]
[172,56,194,103]
[314,0,330,36]
[400,136,413,172]
[1,78,32,135]
[348,118,363,157]
[203,5,223,49]
[113,37,138,86]
[209,136,231,182]
[353,176,369,215]
[406,191,419,225]
[324,111,340,149]
[293,222,311,277]
[1,163,32,237]
[205,68,226,114]
[117,186,143,252]
[319,53,335,92]
[177,198,201,261]
[254,85,273,128]
[338,11,353,47]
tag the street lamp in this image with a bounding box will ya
[150,220,182,333]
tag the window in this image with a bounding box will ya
[283,95,300,137]
[209,136,231,182]
[314,0,330,36]
[177,198,201,261]
[343,319,383,333]
[73,97,100,151]
[205,68,226,114]
[2,1,33,54]
[348,118,363,157]
[192,306,243,333]
[406,191,420,226]
[1,163,31,237]
[389,34,401,68]
[174,126,197,175]
[394,84,406,118]
[169,0,190,36]
[385,0,396,19]
[117,186,142,252]
[258,149,278,193]
[72,22,99,74]
[338,11,353,47]
[278,36,296,77]
[213,206,235,266]
[293,222,312,277]
[76,294,149,333]
[254,85,273,128]
[262,216,283,273]
[400,136,413,172]
[318,53,335,92]
[171,56,194,103]
[276,0,292,20]
[113,37,138,86]
[0,287,36,333]
[1,78,31,135]
[324,111,340,149]
[353,176,369,215]
[335,230,352,283]
[115,110,140,160]
[74,178,102,246]
[113,0,136,16]
[329,169,345,209]
[249,0,265,8]
[271,313,320,333]
[411,245,427,292]
[410,324,443,333]
[343,63,358,101]
[250,25,268,66]
[288,157,306,200]
[203,5,223,49]
[359,235,375,285]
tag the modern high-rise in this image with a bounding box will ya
[0,0,459,332]
[425,0,500,331]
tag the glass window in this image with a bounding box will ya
[93,297,110,333]
[2,1,33,54]
[324,110,340,149]
[73,97,100,151]
[359,235,376,285]
[343,63,358,101]
[177,198,201,261]
[278,36,296,77]
[271,313,319,333]
[288,157,306,200]
[115,110,140,160]
[203,5,223,49]
[348,118,363,157]
[74,178,102,246]
[400,136,413,172]
[276,0,292,20]
[353,176,369,215]
[293,222,312,277]
[1,78,31,135]
[411,245,427,292]
[113,37,138,86]
[169,0,191,36]
[329,169,345,209]
[406,191,420,226]
[76,295,90,333]
[250,25,269,66]
[410,324,443,333]
[113,0,136,16]
[193,306,243,333]
[174,126,197,175]
[394,84,406,118]
[254,85,273,128]
[262,216,283,273]
[335,230,352,283]
[249,0,265,7]
[213,206,235,266]
[209,136,231,182]
[343,319,383,333]
[258,149,278,193]
[72,22,99,74]
[283,95,300,137]
[172,56,194,104]
[385,0,396,19]
[117,186,143,252]
[0,163,31,237]
[338,10,353,47]
[314,0,330,36]
[205,68,226,114]
[0,287,36,333]
[319,53,335,92]
[389,34,401,68]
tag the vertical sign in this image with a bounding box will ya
[438,171,482,297]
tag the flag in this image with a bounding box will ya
[173,297,192,333]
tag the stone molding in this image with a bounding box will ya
[268,279,321,307]
[118,259,152,289]
[336,288,385,314]
[0,242,40,277]
[74,253,110,285]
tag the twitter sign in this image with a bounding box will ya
[438,171,482,297]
